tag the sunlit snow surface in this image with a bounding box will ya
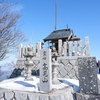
[0,74,100,93]
[0,75,80,92]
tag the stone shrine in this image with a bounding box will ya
[10,28,91,80]
[3,25,100,100]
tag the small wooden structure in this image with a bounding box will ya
[43,28,80,51]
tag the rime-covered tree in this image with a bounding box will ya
[0,0,26,61]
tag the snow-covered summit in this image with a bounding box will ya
[0,75,79,93]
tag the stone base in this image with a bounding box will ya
[52,79,61,85]
[0,86,74,100]
[24,77,34,81]
[75,93,100,100]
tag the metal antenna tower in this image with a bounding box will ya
[55,2,58,30]
[29,30,34,45]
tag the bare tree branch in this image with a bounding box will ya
[0,0,27,61]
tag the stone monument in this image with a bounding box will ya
[23,46,35,81]
[40,49,52,92]
[78,57,99,94]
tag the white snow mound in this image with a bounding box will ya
[0,75,79,92]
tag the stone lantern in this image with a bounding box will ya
[23,46,35,81]
[52,46,61,84]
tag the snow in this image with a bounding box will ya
[97,74,100,79]
[0,75,80,93]
[0,74,100,93]
[0,76,40,92]
[59,78,79,92]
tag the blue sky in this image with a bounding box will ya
[9,0,100,60]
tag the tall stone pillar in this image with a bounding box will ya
[75,41,78,56]
[22,46,26,58]
[58,39,62,56]
[18,44,23,59]
[37,42,42,58]
[33,45,36,56]
[64,42,67,57]
[68,42,72,56]
[80,40,83,56]
[85,37,90,56]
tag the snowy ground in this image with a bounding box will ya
[0,74,100,93]
[0,75,79,93]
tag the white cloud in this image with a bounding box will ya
[13,4,24,12]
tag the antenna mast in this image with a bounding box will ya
[29,30,34,45]
[55,2,58,30]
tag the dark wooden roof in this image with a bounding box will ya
[44,29,80,42]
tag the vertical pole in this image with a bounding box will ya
[22,46,26,58]
[55,2,58,30]
[18,44,23,59]
[85,37,90,56]
[80,40,83,56]
[58,39,62,56]
[75,41,78,56]
[68,42,72,56]
[37,42,42,58]
[33,45,36,56]
[64,42,67,57]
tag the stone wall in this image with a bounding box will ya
[57,57,79,80]
[16,58,40,71]
[10,58,40,78]
[0,86,74,100]
[10,57,79,80]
